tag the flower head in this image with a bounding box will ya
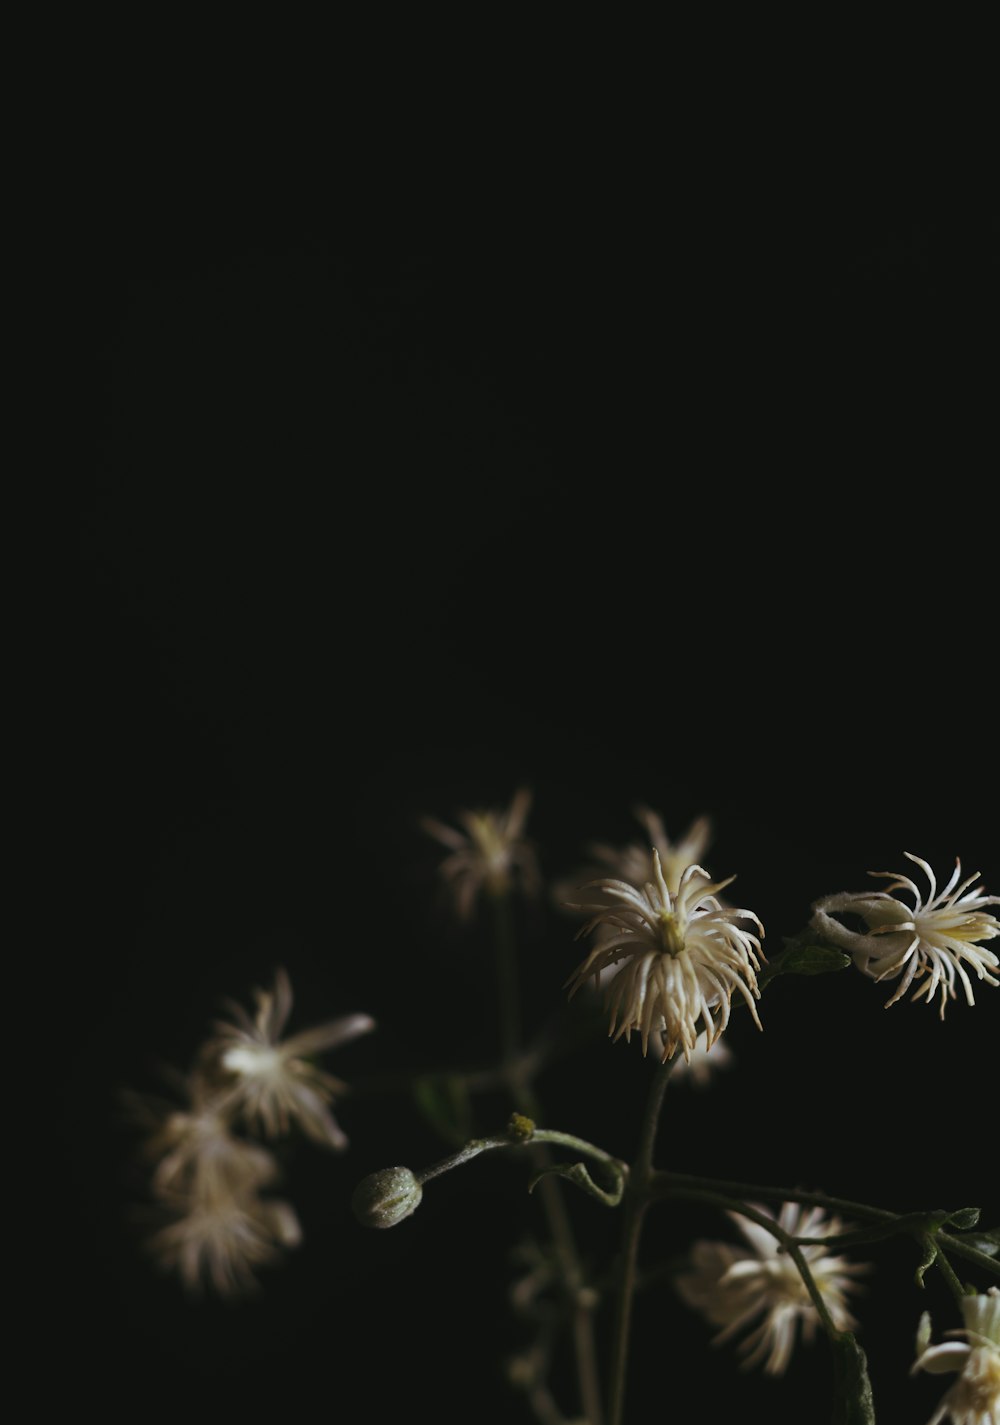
[565,852,764,1062]
[676,1202,866,1376]
[149,1191,302,1297]
[205,968,375,1149]
[140,1072,278,1203]
[421,787,539,919]
[912,1288,1000,1425]
[811,853,999,1018]
[587,805,713,898]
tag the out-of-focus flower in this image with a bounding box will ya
[811,853,999,1018]
[566,853,763,1062]
[588,806,713,898]
[149,1192,302,1297]
[421,787,539,919]
[661,1028,734,1086]
[141,1073,277,1202]
[206,968,375,1149]
[912,1288,1000,1425]
[676,1202,866,1376]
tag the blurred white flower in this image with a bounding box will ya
[142,1073,278,1202]
[421,787,539,919]
[206,968,375,1149]
[566,852,764,1062]
[662,1029,734,1086]
[676,1202,866,1376]
[912,1288,1000,1425]
[812,853,999,1018]
[150,1192,302,1297]
[588,806,713,898]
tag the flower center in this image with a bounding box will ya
[658,909,686,957]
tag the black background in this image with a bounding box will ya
[63,133,996,1423]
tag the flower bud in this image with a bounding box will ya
[352,1166,423,1229]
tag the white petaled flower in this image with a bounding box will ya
[676,1203,866,1376]
[142,1073,278,1203]
[150,1192,302,1297]
[421,787,540,919]
[912,1288,1000,1425]
[587,805,713,898]
[811,853,999,1018]
[206,968,375,1149]
[565,851,764,1062]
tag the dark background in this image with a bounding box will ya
[63,139,996,1422]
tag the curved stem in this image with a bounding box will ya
[608,1058,675,1425]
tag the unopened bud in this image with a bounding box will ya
[352,1166,423,1229]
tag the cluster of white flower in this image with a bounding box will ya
[136,969,374,1295]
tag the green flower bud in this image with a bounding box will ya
[352,1166,423,1229]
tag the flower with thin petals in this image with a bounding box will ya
[205,968,375,1149]
[912,1288,1000,1425]
[566,852,764,1062]
[421,787,539,919]
[676,1203,866,1376]
[140,1072,278,1202]
[587,805,713,898]
[149,1191,302,1297]
[811,853,999,1018]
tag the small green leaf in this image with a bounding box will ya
[831,1332,876,1425]
[783,944,852,975]
[412,1076,472,1147]
[760,938,851,989]
[944,1206,981,1230]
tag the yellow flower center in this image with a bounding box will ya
[658,909,686,957]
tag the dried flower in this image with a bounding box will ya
[206,968,375,1148]
[676,1202,866,1375]
[811,853,999,1017]
[421,787,539,918]
[149,1191,302,1297]
[566,853,764,1062]
[912,1288,1000,1425]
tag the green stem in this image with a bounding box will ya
[608,1058,675,1425]
[651,1170,898,1223]
[492,894,604,1425]
[658,1185,841,1338]
[939,1232,1000,1278]
[933,1242,968,1305]
[491,888,520,1064]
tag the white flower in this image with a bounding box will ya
[676,1202,866,1376]
[587,805,713,898]
[565,852,764,1062]
[421,787,539,919]
[206,968,375,1149]
[912,1288,1000,1425]
[150,1192,302,1297]
[812,853,999,1018]
[141,1072,278,1203]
